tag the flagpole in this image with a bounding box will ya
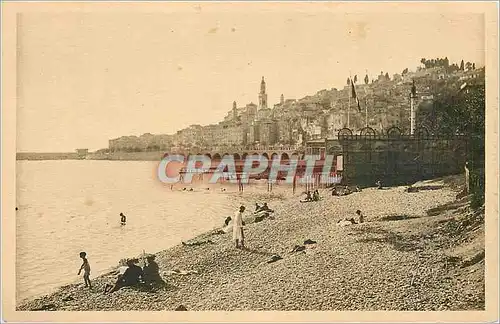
[365,97,368,127]
[347,83,351,128]
[364,73,368,128]
[348,90,350,129]
[410,94,415,135]
[348,72,351,129]
[410,79,416,136]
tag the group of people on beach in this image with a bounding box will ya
[76,181,376,293]
[302,190,321,202]
[78,251,164,293]
[172,186,228,192]
[297,187,366,225]
[331,185,362,196]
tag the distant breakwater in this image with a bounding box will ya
[16,151,165,161]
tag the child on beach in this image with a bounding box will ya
[77,252,92,288]
[233,206,245,249]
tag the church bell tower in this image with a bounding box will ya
[258,76,268,109]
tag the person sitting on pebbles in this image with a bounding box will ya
[256,202,274,213]
[336,217,358,226]
[356,210,365,223]
[313,190,321,201]
[143,255,165,288]
[104,258,144,293]
[342,186,352,196]
[302,191,313,202]
[254,203,261,212]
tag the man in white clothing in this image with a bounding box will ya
[464,161,470,194]
[233,205,245,249]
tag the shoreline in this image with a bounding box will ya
[17,175,485,311]
[16,188,291,304]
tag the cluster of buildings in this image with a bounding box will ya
[108,64,484,153]
[168,77,307,150]
[109,77,303,152]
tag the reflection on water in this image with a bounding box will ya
[16,160,240,302]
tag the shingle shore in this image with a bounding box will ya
[17,176,485,311]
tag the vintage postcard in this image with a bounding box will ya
[2,1,498,322]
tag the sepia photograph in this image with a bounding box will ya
[1,1,498,322]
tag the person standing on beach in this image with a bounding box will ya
[233,206,245,249]
[464,161,470,194]
[120,212,126,225]
[77,252,92,289]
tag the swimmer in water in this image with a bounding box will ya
[120,212,126,225]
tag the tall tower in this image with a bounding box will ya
[258,76,268,109]
[232,101,237,120]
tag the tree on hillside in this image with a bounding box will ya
[460,59,465,71]
[385,72,390,80]
[433,83,485,207]
[448,63,460,73]
[465,62,473,71]
[354,75,358,83]
[472,63,476,70]
[444,57,449,67]
[416,76,485,204]
[402,68,409,75]
[364,74,369,84]
[346,78,350,86]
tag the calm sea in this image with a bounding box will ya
[16,160,241,302]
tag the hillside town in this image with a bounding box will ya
[106,58,484,153]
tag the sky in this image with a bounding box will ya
[16,7,485,152]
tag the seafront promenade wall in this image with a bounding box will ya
[335,134,469,186]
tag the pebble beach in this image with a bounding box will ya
[17,175,485,311]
